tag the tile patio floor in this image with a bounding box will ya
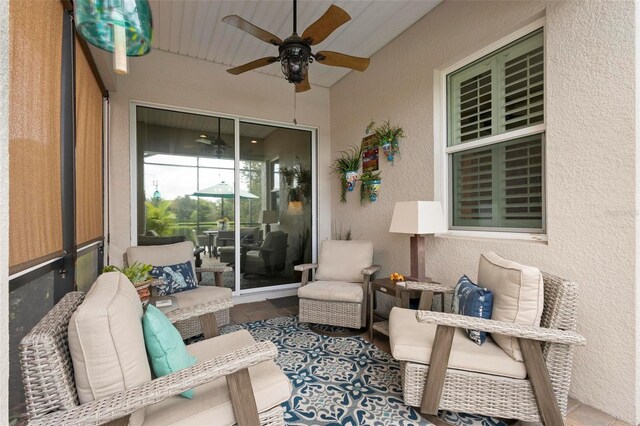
[231,296,633,426]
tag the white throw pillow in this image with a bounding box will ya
[68,272,151,421]
[477,252,544,361]
[315,240,373,283]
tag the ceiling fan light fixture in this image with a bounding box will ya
[279,42,311,84]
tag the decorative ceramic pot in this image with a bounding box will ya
[364,179,381,202]
[345,170,358,192]
[381,142,393,161]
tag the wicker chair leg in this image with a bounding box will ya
[199,312,219,339]
[227,368,261,426]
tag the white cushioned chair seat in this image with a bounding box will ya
[170,285,232,308]
[297,281,363,303]
[389,307,526,380]
[142,330,291,426]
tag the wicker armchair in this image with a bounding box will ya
[19,291,289,426]
[125,241,233,339]
[391,273,586,425]
[296,240,380,329]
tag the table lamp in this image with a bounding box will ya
[260,210,278,234]
[389,201,446,282]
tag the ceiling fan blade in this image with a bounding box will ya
[315,51,370,72]
[296,73,311,93]
[227,57,279,75]
[222,15,283,46]
[301,5,351,45]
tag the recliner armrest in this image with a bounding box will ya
[415,310,586,345]
[294,263,318,272]
[28,342,278,426]
[361,265,381,276]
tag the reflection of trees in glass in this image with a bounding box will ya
[240,161,263,225]
[145,199,176,235]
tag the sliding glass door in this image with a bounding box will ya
[135,105,315,294]
[238,122,312,291]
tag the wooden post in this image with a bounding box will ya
[226,369,261,426]
[199,312,219,339]
[214,270,224,287]
[519,338,564,426]
[421,325,455,415]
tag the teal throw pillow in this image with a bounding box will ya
[142,304,197,398]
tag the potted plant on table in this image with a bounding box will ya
[360,170,382,204]
[371,119,405,163]
[331,145,362,203]
[102,262,153,302]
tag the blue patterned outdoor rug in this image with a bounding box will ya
[211,316,506,426]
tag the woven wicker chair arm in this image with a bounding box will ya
[28,341,278,426]
[294,263,318,272]
[165,298,234,323]
[415,311,586,345]
[406,281,453,293]
[361,265,381,275]
[196,265,232,273]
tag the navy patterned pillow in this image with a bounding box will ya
[149,262,197,296]
[452,275,493,345]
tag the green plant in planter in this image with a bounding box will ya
[359,170,382,205]
[102,262,153,284]
[371,120,405,162]
[331,145,362,203]
[282,161,312,204]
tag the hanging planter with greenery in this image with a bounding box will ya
[370,119,405,162]
[360,170,382,204]
[331,145,362,203]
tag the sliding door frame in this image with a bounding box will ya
[129,100,318,296]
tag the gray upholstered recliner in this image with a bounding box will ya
[243,231,289,276]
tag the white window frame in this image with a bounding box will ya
[433,17,547,243]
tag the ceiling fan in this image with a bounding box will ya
[195,117,227,158]
[222,0,370,92]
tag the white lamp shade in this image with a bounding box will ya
[389,201,446,235]
[260,210,278,224]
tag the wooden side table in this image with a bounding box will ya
[369,278,452,341]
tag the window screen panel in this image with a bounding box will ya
[448,60,493,146]
[452,134,544,231]
[500,135,543,229]
[452,145,495,227]
[9,0,64,273]
[75,38,104,245]
[498,30,544,132]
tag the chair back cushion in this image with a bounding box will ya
[68,272,151,404]
[315,240,373,283]
[477,252,544,361]
[127,241,196,281]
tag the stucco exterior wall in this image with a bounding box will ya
[108,49,331,266]
[0,0,9,420]
[330,1,637,423]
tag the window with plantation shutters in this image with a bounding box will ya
[446,28,545,232]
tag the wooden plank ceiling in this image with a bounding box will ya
[149,0,441,88]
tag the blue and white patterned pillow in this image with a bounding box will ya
[149,262,197,296]
[452,275,493,345]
